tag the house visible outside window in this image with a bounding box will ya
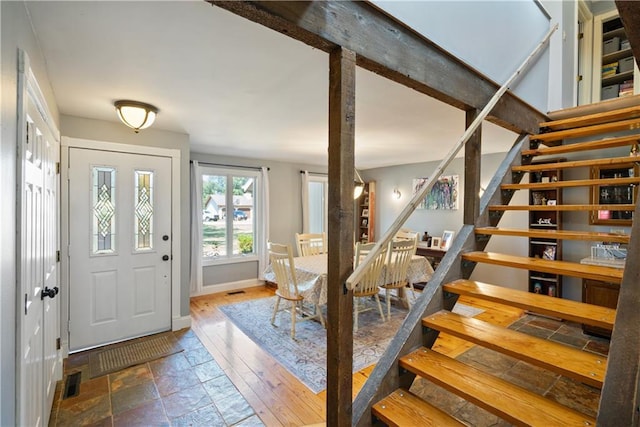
[201,166,259,262]
[307,175,328,234]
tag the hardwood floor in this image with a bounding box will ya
[191,286,326,426]
[189,285,525,426]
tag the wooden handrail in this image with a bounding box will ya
[345,23,558,291]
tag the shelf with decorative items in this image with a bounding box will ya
[528,160,564,297]
[589,161,639,226]
[356,181,375,243]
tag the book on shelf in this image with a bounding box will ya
[602,62,618,77]
[619,80,634,97]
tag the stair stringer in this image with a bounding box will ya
[353,134,530,427]
[597,197,640,426]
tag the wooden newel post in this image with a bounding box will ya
[327,46,356,426]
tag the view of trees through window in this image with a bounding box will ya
[202,170,256,259]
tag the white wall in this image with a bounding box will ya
[373,0,551,112]
[1,2,60,425]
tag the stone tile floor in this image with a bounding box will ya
[410,314,611,426]
[48,328,264,427]
[49,313,611,426]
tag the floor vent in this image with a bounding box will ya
[227,290,246,295]
[62,372,82,399]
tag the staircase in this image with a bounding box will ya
[367,104,639,426]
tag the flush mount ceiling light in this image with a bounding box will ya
[114,100,158,133]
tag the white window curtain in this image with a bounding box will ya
[301,170,310,233]
[257,166,270,279]
[190,161,203,295]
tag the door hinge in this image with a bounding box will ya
[577,75,583,82]
[56,162,60,174]
[56,338,61,350]
[578,32,584,40]
[56,250,61,262]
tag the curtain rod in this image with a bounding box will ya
[300,170,326,175]
[192,160,269,171]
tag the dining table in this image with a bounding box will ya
[263,252,434,306]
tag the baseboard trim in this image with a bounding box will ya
[191,279,265,297]
[172,315,192,331]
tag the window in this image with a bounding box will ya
[92,166,116,254]
[307,175,328,234]
[201,166,259,262]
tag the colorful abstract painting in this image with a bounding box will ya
[413,175,459,210]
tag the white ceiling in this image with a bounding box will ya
[25,0,517,169]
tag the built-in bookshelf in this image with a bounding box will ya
[528,161,564,297]
[357,181,375,243]
[596,13,637,101]
[589,162,638,225]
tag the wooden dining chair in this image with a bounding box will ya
[353,242,388,331]
[381,238,417,318]
[268,242,325,339]
[295,232,327,256]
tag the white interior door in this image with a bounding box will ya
[68,148,172,351]
[17,51,62,427]
[42,118,61,419]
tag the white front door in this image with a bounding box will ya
[17,51,62,427]
[68,148,172,351]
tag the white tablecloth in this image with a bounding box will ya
[263,253,434,306]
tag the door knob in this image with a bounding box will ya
[162,255,170,261]
[162,235,169,241]
[40,287,57,300]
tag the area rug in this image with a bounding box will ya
[89,332,183,378]
[219,296,483,393]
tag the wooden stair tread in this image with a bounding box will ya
[401,348,597,426]
[461,251,623,283]
[539,105,640,131]
[372,389,466,427]
[522,134,640,157]
[422,311,607,388]
[490,203,635,211]
[512,156,639,172]
[444,279,615,330]
[474,227,630,243]
[501,176,640,190]
[530,117,640,144]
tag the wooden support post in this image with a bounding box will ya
[464,109,482,225]
[327,46,356,426]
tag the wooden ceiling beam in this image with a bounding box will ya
[209,1,548,135]
[616,1,640,70]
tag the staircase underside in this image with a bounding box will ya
[362,101,638,426]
